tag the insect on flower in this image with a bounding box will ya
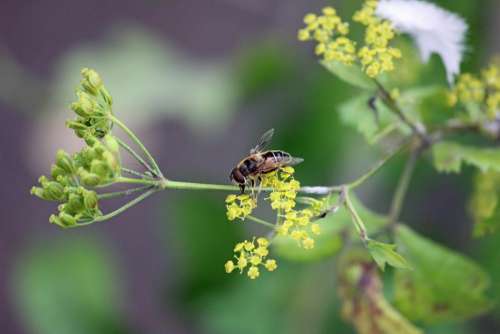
[229,129,304,193]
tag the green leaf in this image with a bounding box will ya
[273,194,386,261]
[469,171,500,237]
[11,237,128,334]
[367,239,412,271]
[432,141,500,173]
[338,94,401,145]
[394,225,492,324]
[321,60,376,90]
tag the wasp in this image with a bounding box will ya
[230,129,304,193]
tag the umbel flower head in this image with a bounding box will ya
[298,6,356,65]
[224,166,329,279]
[67,68,114,139]
[448,58,500,121]
[225,238,277,279]
[298,2,402,78]
[353,0,402,77]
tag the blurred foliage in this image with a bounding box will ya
[11,236,130,334]
[9,0,500,333]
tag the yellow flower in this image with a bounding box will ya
[265,259,278,271]
[302,237,315,250]
[225,260,235,273]
[225,193,256,221]
[248,266,260,279]
[311,223,321,235]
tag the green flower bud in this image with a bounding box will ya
[59,212,77,227]
[102,151,119,173]
[90,160,110,178]
[103,135,120,155]
[81,68,103,95]
[56,150,74,174]
[51,165,66,180]
[30,186,46,199]
[38,175,49,187]
[66,193,84,213]
[83,190,98,209]
[49,214,62,226]
[100,87,113,106]
[79,169,101,187]
[45,181,65,201]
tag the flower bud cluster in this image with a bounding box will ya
[67,68,113,139]
[225,238,277,279]
[31,133,121,227]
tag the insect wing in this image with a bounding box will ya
[250,128,274,154]
[286,156,304,166]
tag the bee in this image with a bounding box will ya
[230,129,304,193]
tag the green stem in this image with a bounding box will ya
[347,140,408,189]
[122,167,153,179]
[67,189,156,228]
[111,115,163,177]
[247,215,276,228]
[115,176,159,187]
[98,185,153,199]
[116,138,156,175]
[388,149,418,226]
[344,190,368,242]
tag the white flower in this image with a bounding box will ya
[376,0,468,84]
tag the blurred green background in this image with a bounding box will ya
[1,0,499,333]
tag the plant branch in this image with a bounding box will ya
[121,167,153,179]
[387,148,419,226]
[374,79,429,145]
[115,137,156,176]
[247,215,276,228]
[344,189,368,243]
[111,115,163,177]
[97,185,154,199]
[66,189,157,228]
[347,140,408,189]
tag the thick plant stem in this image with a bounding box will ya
[388,149,418,226]
[111,115,163,177]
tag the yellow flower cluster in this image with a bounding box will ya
[353,1,402,77]
[261,167,300,211]
[298,7,356,64]
[449,59,500,120]
[225,238,277,279]
[225,194,257,221]
[262,167,326,249]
